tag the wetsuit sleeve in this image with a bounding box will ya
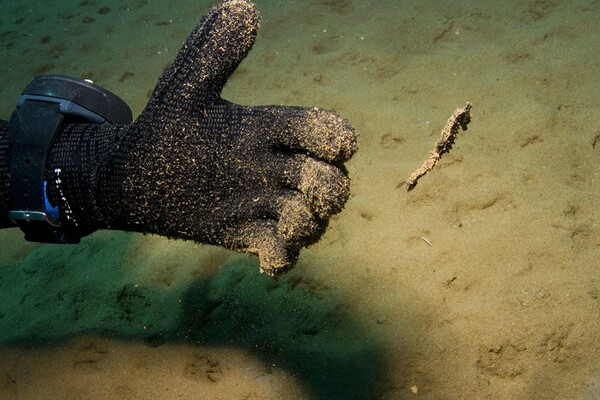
[0,120,10,228]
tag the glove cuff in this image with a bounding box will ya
[46,122,131,236]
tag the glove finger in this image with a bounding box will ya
[213,187,319,251]
[273,153,351,220]
[141,0,259,119]
[275,191,322,246]
[227,220,299,276]
[255,106,357,164]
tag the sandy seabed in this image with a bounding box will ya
[0,0,599,399]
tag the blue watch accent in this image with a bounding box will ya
[43,181,60,220]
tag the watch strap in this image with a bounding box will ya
[8,100,80,243]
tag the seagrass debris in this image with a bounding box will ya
[405,102,472,191]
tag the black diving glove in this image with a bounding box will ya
[3,0,356,275]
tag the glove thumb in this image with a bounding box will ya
[140,0,259,122]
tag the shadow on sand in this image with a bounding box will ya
[171,260,387,400]
[0,233,388,399]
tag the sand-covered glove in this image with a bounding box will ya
[10,0,356,275]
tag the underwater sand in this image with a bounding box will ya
[1,0,599,399]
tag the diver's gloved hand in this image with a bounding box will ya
[46,0,356,275]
